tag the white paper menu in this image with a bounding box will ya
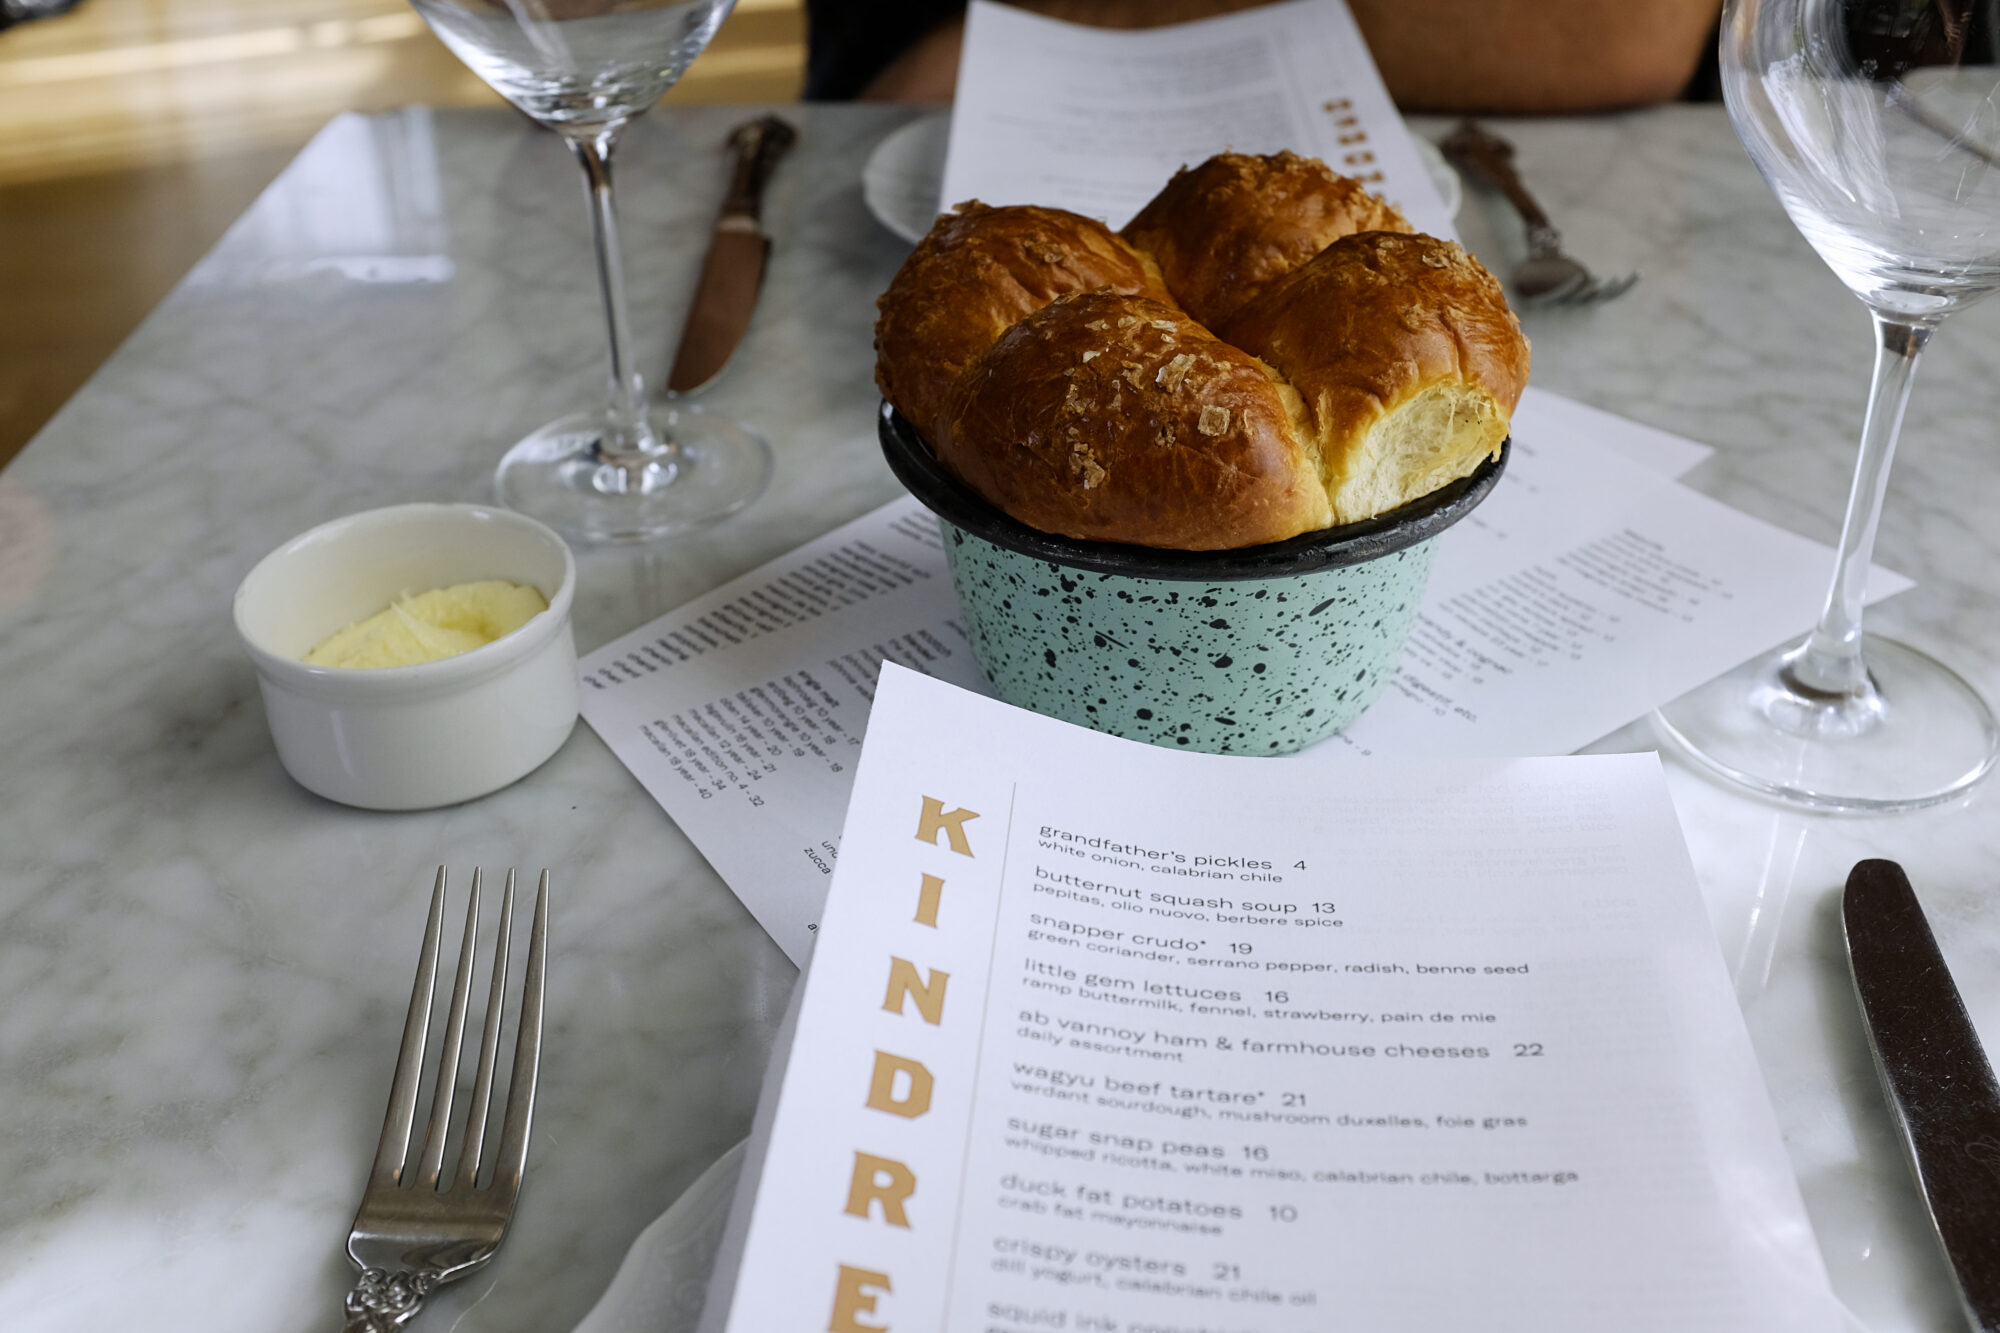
[940,0,1456,237]
[577,396,1909,964]
[698,665,1842,1332]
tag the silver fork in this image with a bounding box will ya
[341,867,550,1332]
[1439,120,1638,308]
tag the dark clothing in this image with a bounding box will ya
[805,0,966,99]
[0,0,86,29]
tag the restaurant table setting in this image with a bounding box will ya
[6,0,2000,1328]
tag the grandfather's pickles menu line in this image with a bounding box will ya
[701,666,1843,1333]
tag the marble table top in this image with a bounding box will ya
[3,102,1997,1332]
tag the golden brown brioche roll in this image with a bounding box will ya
[1221,231,1528,526]
[940,291,1334,550]
[1121,151,1412,330]
[874,202,1171,446]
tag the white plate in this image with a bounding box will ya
[860,112,1463,244]
[1411,134,1462,222]
[568,1140,745,1333]
[862,112,955,244]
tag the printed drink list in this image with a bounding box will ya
[698,666,1843,1333]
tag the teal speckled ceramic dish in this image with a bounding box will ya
[880,404,1508,755]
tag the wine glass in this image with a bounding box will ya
[411,0,771,543]
[1654,0,2000,811]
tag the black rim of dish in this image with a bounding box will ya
[878,401,1509,582]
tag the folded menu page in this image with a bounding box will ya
[941,0,1455,238]
[696,665,1842,1332]
[577,393,1909,964]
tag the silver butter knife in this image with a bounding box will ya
[1844,858,2000,1332]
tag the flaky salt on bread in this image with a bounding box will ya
[940,233,1525,548]
[1121,150,1413,329]
[942,292,1332,550]
[873,201,1170,448]
[874,154,1529,550]
[1219,231,1528,527]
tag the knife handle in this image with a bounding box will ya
[720,115,798,223]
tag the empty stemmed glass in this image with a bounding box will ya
[1654,0,2000,810]
[411,0,771,543]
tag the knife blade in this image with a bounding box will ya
[1843,857,2000,1332]
[667,114,797,395]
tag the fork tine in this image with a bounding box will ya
[371,867,448,1187]
[492,870,549,1192]
[1565,273,1638,307]
[1555,271,1605,306]
[457,869,516,1188]
[1516,272,1589,308]
[1597,273,1639,301]
[416,869,483,1189]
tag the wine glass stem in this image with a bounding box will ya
[566,126,660,465]
[1788,314,1932,696]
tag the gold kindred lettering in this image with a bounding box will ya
[828,1264,892,1332]
[914,873,945,927]
[915,797,979,856]
[844,1151,917,1228]
[882,957,948,1025]
[865,1050,934,1119]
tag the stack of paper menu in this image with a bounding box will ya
[940,0,1456,237]
[577,395,1907,965]
[696,666,1842,1332]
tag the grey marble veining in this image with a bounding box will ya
[0,103,1996,1332]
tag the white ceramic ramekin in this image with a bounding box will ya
[233,503,579,810]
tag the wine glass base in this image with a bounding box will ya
[1653,635,1999,813]
[495,404,772,544]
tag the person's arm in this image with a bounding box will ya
[856,0,1723,112]
[1348,0,1722,113]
